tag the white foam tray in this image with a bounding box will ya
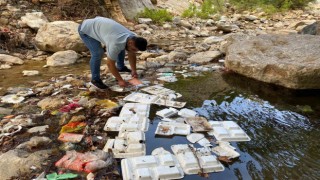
[121,154,184,180]
[156,108,178,118]
[119,103,150,118]
[155,122,191,136]
[178,108,197,118]
[212,141,240,159]
[208,121,251,142]
[141,85,176,96]
[103,131,146,159]
[124,93,186,108]
[171,144,225,175]
[187,133,211,147]
[103,116,149,132]
[185,117,213,132]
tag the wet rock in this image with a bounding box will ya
[35,21,87,52]
[188,51,223,65]
[46,50,79,66]
[0,54,24,65]
[27,125,49,134]
[16,136,52,150]
[225,34,320,89]
[37,97,66,110]
[20,12,48,30]
[22,70,39,76]
[0,149,51,180]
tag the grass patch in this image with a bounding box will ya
[136,8,173,24]
[182,0,224,19]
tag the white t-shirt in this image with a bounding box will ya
[79,17,134,61]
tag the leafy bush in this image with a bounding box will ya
[136,8,173,24]
[182,0,222,19]
[228,0,315,12]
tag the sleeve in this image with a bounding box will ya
[106,46,120,61]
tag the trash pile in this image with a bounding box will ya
[102,84,251,179]
[0,67,249,179]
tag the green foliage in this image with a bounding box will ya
[228,0,315,12]
[182,4,197,18]
[136,8,173,24]
[182,0,222,19]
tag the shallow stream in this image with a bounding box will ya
[1,58,320,179]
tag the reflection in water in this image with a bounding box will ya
[192,96,319,179]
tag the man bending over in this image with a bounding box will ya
[78,17,148,89]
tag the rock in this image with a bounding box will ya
[0,17,9,25]
[203,36,224,44]
[35,21,87,52]
[20,12,48,30]
[16,136,52,150]
[0,107,13,115]
[0,0,7,6]
[216,22,240,33]
[27,125,49,134]
[157,67,173,73]
[188,51,223,65]
[37,97,66,110]
[225,34,320,89]
[0,64,11,69]
[147,55,169,63]
[168,51,187,62]
[180,20,192,29]
[22,70,39,76]
[141,30,151,36]
[139,52,157,60]
[299,21,320,35]
[0,54,24,64]
[172,17,181,25]
[134,24,149,30]
[119,0,154,20]
[47,50,79,66]
[163,23,171,30]
[0,149,51,180]
[245,15,258,21]
[138,18,152,24]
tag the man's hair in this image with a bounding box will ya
[133,36,147,51]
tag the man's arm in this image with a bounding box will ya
[106,58,127,87]
[128,51,138,78]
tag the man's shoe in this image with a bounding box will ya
[90,79,108,90]
[118,66,132,73]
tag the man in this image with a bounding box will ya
[78,17,148,89]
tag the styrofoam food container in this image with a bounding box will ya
[208,121,251,142]
[171,144,225,175]
[121,154,184,180]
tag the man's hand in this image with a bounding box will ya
[131,70,138,78]
[118,80,128,87]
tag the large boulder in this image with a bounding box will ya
[46,50,79,66]
[225,34,320,89]
[20,12,48,30]
[35,21,87,52]
[118,0,154,20]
